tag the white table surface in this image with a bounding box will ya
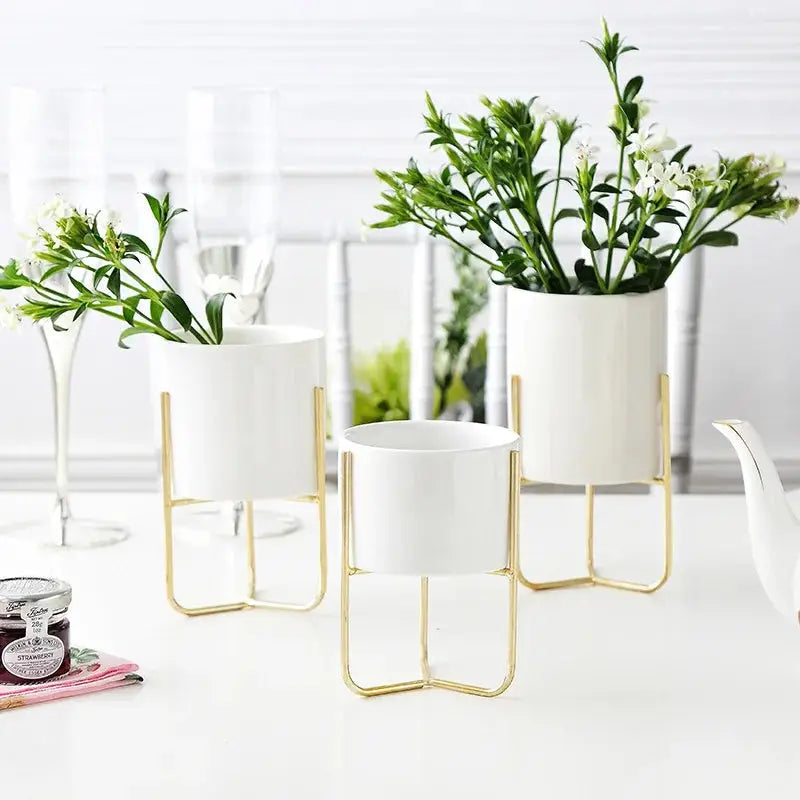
[0,488,799,799]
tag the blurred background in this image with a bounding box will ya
[0,0,797,492]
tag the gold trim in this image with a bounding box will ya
[510,372,673,594]
[340,449,520,697]
[161,387,328,616]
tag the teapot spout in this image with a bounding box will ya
[713,420,799,619]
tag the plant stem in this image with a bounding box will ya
[605,65,628,285]
[548,146,564,239]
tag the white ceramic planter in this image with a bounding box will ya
[507,287,667,485]
[340,420,519,575]
[150,325,325,501]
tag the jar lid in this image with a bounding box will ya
[0,577,72,615]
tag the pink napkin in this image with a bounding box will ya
[0,647,141,711]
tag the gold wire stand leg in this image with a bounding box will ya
[340,449,519,697]
[510,373,672,594]
[161,387,328,616]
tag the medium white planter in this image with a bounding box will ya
[340,420,519,575]
[507,287,667,485]
[150,325,325,501]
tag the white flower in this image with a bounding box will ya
[656,161,692,199]
[753,153,786,176]
[634,161,692,200]
[95,208,121,234]
[22,194,76,258]
[0,289,27,333]
[626,124,676,160]
[35,195,74,237]
[573,138,599,168]
[530,99,557,122]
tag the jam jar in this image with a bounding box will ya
[0,577,71,684]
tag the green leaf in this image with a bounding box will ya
[581,229,601,250]
[118,326,152,350]
[108,269,121,298]
[573,258,595,283]
[695,230,739,247]
[92,264,113,289]
[620,102,639,128]
[205,293,230,344]
[593,201,609,223]
[653,207,686,219]
[671,145,692,164]
[143,193,162,224]
[555,208,582,223]
[121,233,152,257]
[150,299,164,326]
[623,75,643,101]
[160,291,192,331]
[616,273,652,293]
[68,274,88,294]
[593,183,621,194]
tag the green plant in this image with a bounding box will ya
[353,340,411,425]
[434,247,488,416]
[0,194,232,345]
[461,332,487,423]
[372,20,798,295]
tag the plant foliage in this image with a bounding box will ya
[372,20,798,294]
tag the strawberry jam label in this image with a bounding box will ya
[2,634,65,679]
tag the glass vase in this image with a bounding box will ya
[8,87,128,547]
[183,87,297,538]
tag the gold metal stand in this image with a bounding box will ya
[510,373,672,594]
[340,449,520,697]
[160,387,327,616]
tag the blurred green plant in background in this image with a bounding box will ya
[352,247,488,425]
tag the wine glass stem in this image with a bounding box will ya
[42,323,83,546]
[232,501,244,537]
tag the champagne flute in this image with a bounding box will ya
[7,86,128,547]
[184,87,298,538]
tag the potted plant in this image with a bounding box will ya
[369,20,798,487]
[0,194,326,611]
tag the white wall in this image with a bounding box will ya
[0,0,798,489]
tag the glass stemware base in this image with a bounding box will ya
[176,502,301,541]
[1,508,130,549]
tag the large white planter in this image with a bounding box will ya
[340,420,519,575]
[150,325,325,501]
[507,287,667,485]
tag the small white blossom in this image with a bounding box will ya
[656,161,692,199]
[37,195,74,234]
[626,124,676,161]
[753,153,786,176]
[573,138,599,168]
[0,289,27,333]
[530,99,557,122]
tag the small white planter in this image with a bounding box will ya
[340,420,519,575]
[151,324,325,501]
[507,287,667,485]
